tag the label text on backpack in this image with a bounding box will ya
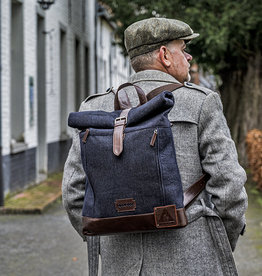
[115,198,136,212]
[154,205,178,228]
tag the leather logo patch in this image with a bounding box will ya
[115,198,136,212]
[154,205,178,228]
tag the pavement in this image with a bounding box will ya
[0,175,89,276]
[0,202,88,276]
[0,175,261,275]
[234,183,262,276]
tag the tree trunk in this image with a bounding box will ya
[220,52,262,166]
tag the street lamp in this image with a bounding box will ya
[37,0,55,10]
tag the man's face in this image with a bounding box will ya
[165,40,192,83]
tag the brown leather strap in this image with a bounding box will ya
[114,82,183,110]
[183,174,210,208]
[114,89,132,110]
[82,207,188,236]
[113,109,130,156]
[146,83,184,101]
[114,83,147,110]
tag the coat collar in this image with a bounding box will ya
[128,70,181,84]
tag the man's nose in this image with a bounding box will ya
[184,52,192,62]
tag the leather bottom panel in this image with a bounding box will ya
[83,207,187,236]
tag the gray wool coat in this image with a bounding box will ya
[62,70,248,276]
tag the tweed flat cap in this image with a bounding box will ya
[124,18,199,59]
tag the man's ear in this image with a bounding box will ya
[159,46,171,67]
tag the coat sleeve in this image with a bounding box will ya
[62,125,100,275]
[198,92,248,251]
[62,127,86,240]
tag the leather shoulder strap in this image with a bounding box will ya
[183,174,210,208]
[147,83,184,101]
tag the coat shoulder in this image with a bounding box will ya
[84,88,115,103]
[80,89,115,112]
[170,82,217,124]
[183,82,214,96]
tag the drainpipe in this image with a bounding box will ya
[0,0,4,206]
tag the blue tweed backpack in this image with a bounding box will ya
[68,83,208,236]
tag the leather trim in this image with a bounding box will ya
[113,109,130,156]
[114,88,132,110]
[184,174,210,208]
[82,174,209,235]
[154,205,178,228]
[115,198,136,212]
[146,83,183,100]
[82,207,187,236]
[82,129,90,143]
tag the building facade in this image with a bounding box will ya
[0,0,130,199]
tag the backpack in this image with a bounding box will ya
[68,83,209,236]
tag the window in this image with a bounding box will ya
[10,1,25,152]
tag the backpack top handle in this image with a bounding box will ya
[114,82,184,111]
[114,83,147,111]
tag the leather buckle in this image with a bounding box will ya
[154,205,178,228]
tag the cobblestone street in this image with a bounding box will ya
[0,192,261,276]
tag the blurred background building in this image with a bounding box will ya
[0,0,131,201]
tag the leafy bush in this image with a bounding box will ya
[246,129,262,190]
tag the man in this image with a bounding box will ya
[190,63,217,90]
[62,18,248,275]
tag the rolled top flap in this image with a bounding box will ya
[68,110,121,129]
[68,91,174,130]
[127,91,174,127]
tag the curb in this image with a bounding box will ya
[0,191,62,215]
[0,176,63,215]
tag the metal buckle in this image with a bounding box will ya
[154,205,178,228]
[114,116,127,125]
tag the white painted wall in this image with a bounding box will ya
[86,0,96,94]
[0,0,130,180]
[1,0,98,152]
[1,0,11,156]
[96,13,130,93]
